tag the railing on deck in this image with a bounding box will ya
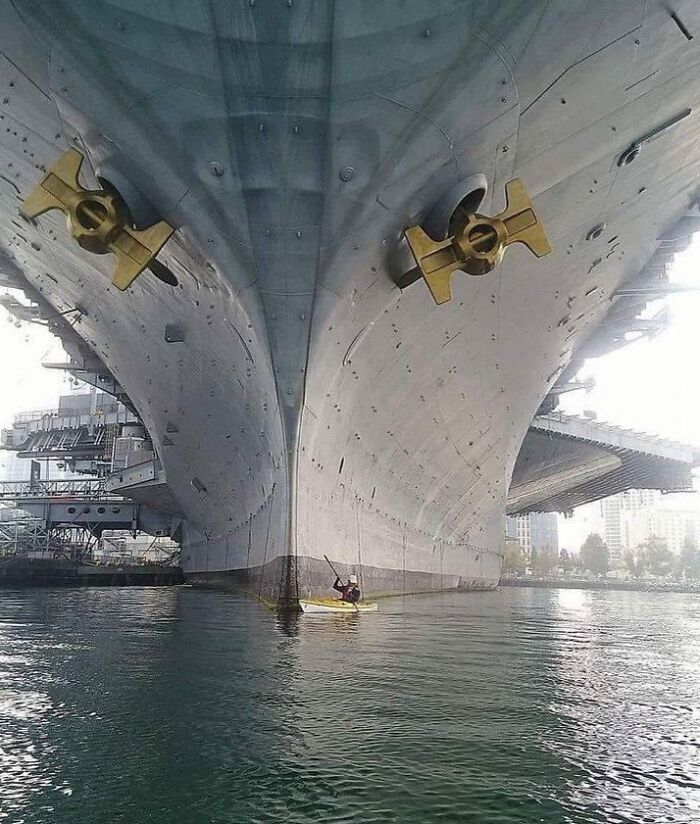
[14,403,127,423]
[0,478,124,501]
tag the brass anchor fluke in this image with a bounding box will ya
[404,178,551,305]
[20,148,174,291]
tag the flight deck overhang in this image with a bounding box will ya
[508,413,699,515]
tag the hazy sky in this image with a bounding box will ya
[0,302,67,432]
[558,236,700,446]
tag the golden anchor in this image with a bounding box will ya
[20,148,174,291]
[404,178,551,305]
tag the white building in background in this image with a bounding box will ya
[505,512,559,562]
[621,494,700,555]
[560,489,700,565]
[602,489,662,565]
[621,489,659,510]
[601,495,623,567]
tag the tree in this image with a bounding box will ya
[559,548,573,574]
[579,533,610,576]
[624,549,645,578]
[532,544,558,577]
[503,542,526,574]
[677,536,700,580]
[639,536,674,577]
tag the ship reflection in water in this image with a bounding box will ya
[0,588,699,823]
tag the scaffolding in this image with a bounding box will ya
[0,513,120,562]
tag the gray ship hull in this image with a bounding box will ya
[2,1,700,601]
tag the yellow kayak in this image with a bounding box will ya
[299,598,378,614]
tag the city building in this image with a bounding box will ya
[505,512,559,564]
[602,490,660,566]
[560,488,700,565]
[621,494,700,555]
[601,495,623,567]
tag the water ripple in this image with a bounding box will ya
[0,587,699,822]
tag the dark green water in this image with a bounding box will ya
[1,587,699,823]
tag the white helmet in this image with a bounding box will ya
[348,574,358,585]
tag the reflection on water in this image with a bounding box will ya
[0,587,699,823]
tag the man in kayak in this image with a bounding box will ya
[333,573,361,603]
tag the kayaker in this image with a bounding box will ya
[333,574,361,603]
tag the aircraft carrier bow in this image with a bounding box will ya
[2,1,700,603]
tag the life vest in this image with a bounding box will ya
[341,585,359,602]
